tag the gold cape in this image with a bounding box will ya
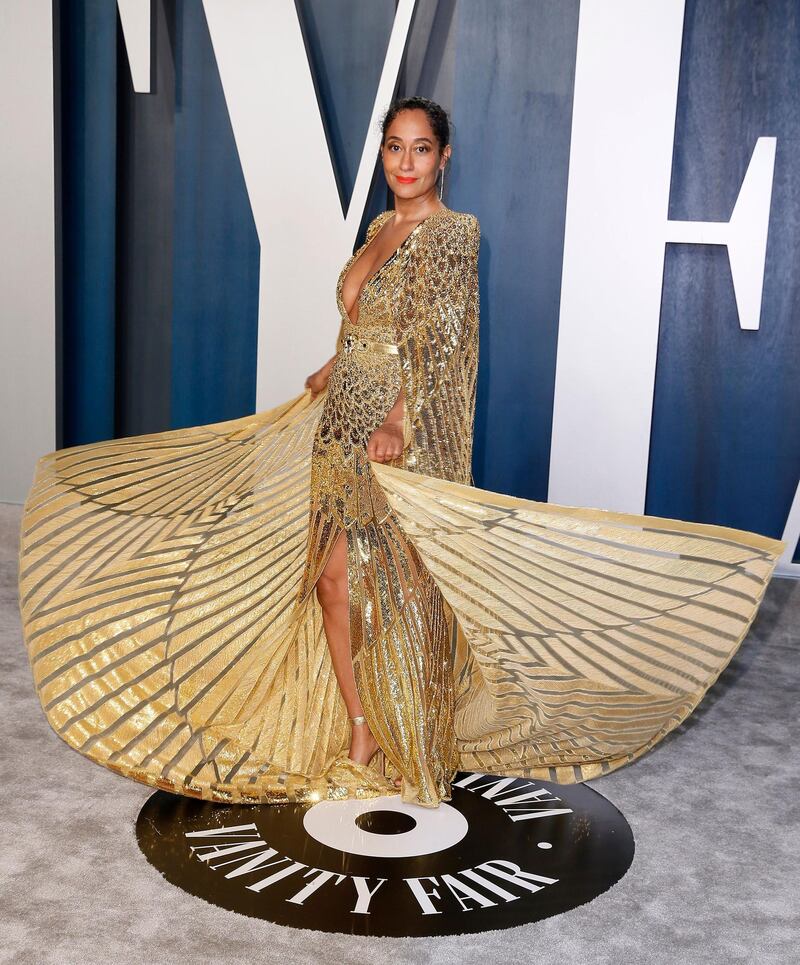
[18,207,785,807]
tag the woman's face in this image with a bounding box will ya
[381,109,450,202]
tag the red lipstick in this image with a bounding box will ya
[395,176,417,183]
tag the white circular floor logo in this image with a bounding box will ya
[302,795,469,857]
[136,771,634,936]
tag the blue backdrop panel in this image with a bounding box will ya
[59,0,117,446]
[450,0,580,498]
[297,0,395,221]
[648,0,800,554]
[170,0,260,429]
[114,0,176,437]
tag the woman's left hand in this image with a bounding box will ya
[366,421,404,463]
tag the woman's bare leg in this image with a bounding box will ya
[315,528,382,767]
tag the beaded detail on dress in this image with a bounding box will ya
[305,208,478,539]
[309,320,403,531]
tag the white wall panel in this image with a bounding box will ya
[0,0,56,502]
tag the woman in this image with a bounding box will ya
[18,97,784,809]
[299,99,476,805]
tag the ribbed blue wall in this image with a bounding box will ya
[59,0,117,445]
[450,1,580,499]
[170,0,260,428]
[297,0,394,221]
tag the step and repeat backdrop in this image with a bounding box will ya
[2,0,798,572]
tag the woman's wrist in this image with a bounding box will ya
[381,387,405,429]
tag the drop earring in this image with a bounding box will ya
[438,162,446,200]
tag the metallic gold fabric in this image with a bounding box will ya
[371,463,785,783]
[18,208,784,807]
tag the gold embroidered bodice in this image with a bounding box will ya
[309,207,481,531]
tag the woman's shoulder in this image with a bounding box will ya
[447,208,479,228]
[447,208,479,236]
[424,207,478,228]
[431,208,480,256]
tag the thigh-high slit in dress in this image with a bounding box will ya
[17,207,785,806]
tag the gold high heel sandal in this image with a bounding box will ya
[348,715,377,764]
[349,715,400,788]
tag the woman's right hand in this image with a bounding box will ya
[304,356,336,399]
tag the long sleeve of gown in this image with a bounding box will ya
[395,213,480,486]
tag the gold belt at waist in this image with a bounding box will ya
[340,330,399,356]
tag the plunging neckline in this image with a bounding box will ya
[339,207,450,326]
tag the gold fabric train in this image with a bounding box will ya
[18,207,785,807]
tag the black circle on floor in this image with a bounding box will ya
[354,809,417,834]
[136,771,634,937]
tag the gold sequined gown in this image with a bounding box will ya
[18,207,785,807]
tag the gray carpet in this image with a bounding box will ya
[1,500,797,965]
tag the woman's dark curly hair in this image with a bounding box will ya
[380,96,451,153]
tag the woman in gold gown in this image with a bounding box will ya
[18,98,784,809]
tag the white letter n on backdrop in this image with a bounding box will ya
[549,0,776,515]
